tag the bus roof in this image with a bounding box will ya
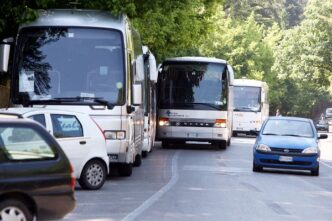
[233,79,267,87]
[20,9,126,32]
[164,57,227,64]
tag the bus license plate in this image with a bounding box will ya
[279,156,293,162]
[187,133,197,138]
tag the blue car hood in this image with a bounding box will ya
[257,135,317,149]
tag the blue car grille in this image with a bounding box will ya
[260,159,312,166]
[270,147,303,154]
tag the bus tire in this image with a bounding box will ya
[227,138,231,146]
[118,163,133,177]
[219,141,227,149]
[232,132,238,137]
[162,141,170,148]
[142,151,148,158]
[133,154,142,167]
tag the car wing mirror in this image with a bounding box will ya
[318,134,328,139]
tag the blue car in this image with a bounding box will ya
[253,116,328,176]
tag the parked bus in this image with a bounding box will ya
[0,9,158,176]
[142,46,158,157]
[157,57,234,149]
[232,79,269,136]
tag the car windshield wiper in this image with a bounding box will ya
[262,133,279,136]
[234,107,258,112]
[281,134,305,137]
[29,97,114,109]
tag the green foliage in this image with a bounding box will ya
[271,0,332,116]
[0,0,330,117]
[201,9,274,81]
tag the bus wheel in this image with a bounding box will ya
[218,141,227,150]
[162,141,170,148]
[227,138,231,146]
[133,154,142,167]
[118,163,133,176]
[232,132,238,137]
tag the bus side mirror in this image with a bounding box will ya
[133,84,142,105]
[136,55,144,81]
[149,53,158,83]
[227,64,234,86]
[0,38,13,73]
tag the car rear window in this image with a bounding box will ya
[0,126,56,160]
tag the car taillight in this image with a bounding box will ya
[90,117,106,140]
[159,118,170,126]
[70,164,75,191]
[214,119,227,128]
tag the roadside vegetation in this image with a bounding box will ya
[0,0,331,118]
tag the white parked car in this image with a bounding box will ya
[0,108,109,190]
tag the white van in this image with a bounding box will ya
[0,108,109,190]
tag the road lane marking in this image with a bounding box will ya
[183,165,249,174]
[321,160,332,169]
[121,151,180,221]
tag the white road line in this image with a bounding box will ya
[121,151,180,221]
[321,160,332,169]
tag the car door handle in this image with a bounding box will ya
[79,141,86,145]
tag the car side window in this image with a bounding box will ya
[51,114,83,138]
[28,114,46,128]
[0,126,56,160]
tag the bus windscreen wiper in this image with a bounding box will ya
[234,107,258,112]
[191,103,222,110]
[29,97,114,109]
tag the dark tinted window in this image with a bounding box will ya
[29,114,46,127]
[0,126,56,160]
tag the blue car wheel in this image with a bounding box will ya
[253,162,263,172]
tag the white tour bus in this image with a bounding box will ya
[157,57,234,149]
[232,79,269,136]
[142,46,157,157]
[0,9,158,176]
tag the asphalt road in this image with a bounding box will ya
[64,134,332,221]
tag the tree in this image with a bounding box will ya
[272,0,332,117]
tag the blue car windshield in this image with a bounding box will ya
[262,119,314,138]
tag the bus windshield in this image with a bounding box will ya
[234,86,261,112]
[13,27,125,105]
[158,62,227,110]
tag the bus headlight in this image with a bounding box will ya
[104,131,126,140]
[159,118,170,126]
[214,119,226,128]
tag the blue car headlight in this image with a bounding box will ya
[302,147,318,154]
[256,144,271,152]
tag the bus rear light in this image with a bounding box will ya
[159,118,170,126]
[214,119,226,128]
